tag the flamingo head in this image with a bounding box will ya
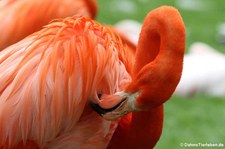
[90,91,140,121]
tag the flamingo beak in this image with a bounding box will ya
[89,97,127,115]
[90,91,140,121]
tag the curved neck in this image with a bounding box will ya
[126,6,185,109]
[134,6,185,75]
[134,6,185,74]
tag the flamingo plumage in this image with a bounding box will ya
[0,6,185,149]
[0,0,97,50]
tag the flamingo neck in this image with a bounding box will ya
[127,6,185,109]
[134,7,185,74]
[107,105,164,149]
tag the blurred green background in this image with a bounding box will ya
[96,0,225,148]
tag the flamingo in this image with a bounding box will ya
[0,6,185,149]
[0,0,97,50]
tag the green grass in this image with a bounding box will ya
[157,96,225,149]
[96,0,225,148]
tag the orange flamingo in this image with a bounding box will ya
[0,6,185,149]
[0,0,97,50]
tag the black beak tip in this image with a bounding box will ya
[89,98,127,116]
[89,101,107,116]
